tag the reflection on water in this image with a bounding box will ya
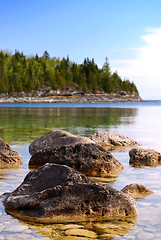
[0,102,161,239]
[0,107,137,144]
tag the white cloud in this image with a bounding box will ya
[111,28,161,100]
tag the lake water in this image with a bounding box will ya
[0,101,161,239]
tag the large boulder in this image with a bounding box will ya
[29,130,95,155]
[91,132,139,149]
[0,138,22,168]
[129,147,161,167]
[3,163,138,223]
[29,130,124,177]
[29,143,124,177]
[121,183,153,199]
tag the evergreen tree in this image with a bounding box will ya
[0,50,139,95]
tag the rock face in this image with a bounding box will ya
[91,132,139,149]
[121,184,153,199]
[4,163,138,223]
[129,147,161,167]
[29,130,95,156]
[29,130,124,177]
[0,138,22,168]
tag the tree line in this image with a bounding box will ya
[0,50,139,94]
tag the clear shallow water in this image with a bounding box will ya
[0,101,161,239]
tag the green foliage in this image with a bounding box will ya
[0,50,139,94]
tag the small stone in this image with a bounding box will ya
[99,233,117,239]
[55,236,94,240]
[57,224,84,231]
[65,228,97,238]
[121,184,153,199]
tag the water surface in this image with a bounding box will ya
[0,101,161,239]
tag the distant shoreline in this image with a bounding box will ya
[0,92,143,103]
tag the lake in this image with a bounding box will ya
[0,101,161,239]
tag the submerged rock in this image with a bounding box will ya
[3,163,137,223]
[91,132,139,149]
[29,130,124,177]
[129,147,161,167]
[121,183,153,199]
[93,218,137,238]
[0,138,22,168]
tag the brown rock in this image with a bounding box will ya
[121,183,153,199]
[91,132,139,149]
[4,163,137,223]
[29,130,95,156]
[0,138,22,168]
[129,147,161,167]
[29,143,124,177]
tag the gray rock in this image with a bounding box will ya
[91,132,139,149]
[29,143,124,177]
[29,130,95,156]
[121,184,153,199]
[129,147,161,167]
[29,130,124,177]
[4,163,138,223]
[0,138,22,168]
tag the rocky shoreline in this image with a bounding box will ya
[0,91,142,103]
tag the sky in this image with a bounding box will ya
[0,0,161,100]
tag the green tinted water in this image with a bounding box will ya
[0,102,161,239]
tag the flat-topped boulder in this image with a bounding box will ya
[29,130,124,177]
[121,183,153,199]
[3,163,137,223]
[129,147,161,167]
[91,132,139,149]
[0,138,22,168]
[29,130,95,155]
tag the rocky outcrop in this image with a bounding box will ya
[29,130,95,156]
[0,91,142,103]
[3,163,138,223]
[129,147,161,167]
[121,184,153,199]
[0,138,22,168]
[91,132,139,149]
[29,130,124,177]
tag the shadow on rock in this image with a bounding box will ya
[3,163,137,224]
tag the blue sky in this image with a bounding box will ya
[1,0,161,99]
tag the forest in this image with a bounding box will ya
[0,50,139,94]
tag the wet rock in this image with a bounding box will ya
[4,163,138,223]
[55,236,93,240]
[0,138,22,168]
[129,148,161,167]
[29,143,124,177]
[91,132,139,149]
[121,184,153,199]
[65,228,97,238]
[57,224,84,231]
[94,218,136,236]
[29,130,95,156]
[29,130,124,177]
